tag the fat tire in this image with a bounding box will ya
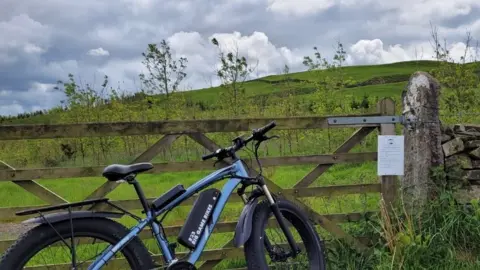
[0,217,156,270]
[244,199,327,270]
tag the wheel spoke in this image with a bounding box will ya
[0,219,154,270]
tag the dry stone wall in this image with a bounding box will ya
[441,124,480,202]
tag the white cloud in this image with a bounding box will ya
[348,38,480,65]
[0,103,25,116]
[86,21,169,49]
[42,60,80,79]
[30,82,56,93]
[385,1,480,24]
[0,13,51,52]
[87,47,110,56]
[266,0,480,25]
[209,31,304,77]
[92,31,305,92]
[266,0,336,16]
[24,43,45,54]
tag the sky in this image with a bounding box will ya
[1,0,480,116]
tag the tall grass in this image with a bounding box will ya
[326,180,480,269]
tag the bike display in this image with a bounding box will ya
[0,121,326,269]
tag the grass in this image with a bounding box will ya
[181,60,439,104]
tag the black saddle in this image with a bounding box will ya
[102,162,154,181]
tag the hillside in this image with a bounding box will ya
[1,60,444,125]
[186,60,441,101]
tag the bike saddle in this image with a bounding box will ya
[102,162,154,181]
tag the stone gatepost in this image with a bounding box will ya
[402,71,444,210]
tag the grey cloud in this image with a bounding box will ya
[0,83,65,116]
[0,0,479,115]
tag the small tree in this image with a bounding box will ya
[54,74,113,164]
[428,23,480,114]
[139,40,188,120]
[302,46,329,71]
[139,40,188,97]
[302,42,353,115]
[211,37,255,116]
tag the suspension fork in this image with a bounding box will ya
[261,182,301,257]
[240,179,301,258]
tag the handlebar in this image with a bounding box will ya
[201,121,277,161]
[252,121,276,138]
[201,150,220,161]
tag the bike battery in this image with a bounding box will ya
[177,188,221,249]
[151,184,186,211]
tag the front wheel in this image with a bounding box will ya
[244,199,326,269]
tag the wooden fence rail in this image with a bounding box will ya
[0,99,397,269]
[0,114,381,140]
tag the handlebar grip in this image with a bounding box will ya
[256,121,277,135]
[201,151,217,161]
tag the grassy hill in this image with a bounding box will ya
[172,60,440,103]
[1,60,443,125]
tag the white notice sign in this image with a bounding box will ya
[377,135,404,176]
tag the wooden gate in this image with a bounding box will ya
[0,99,397,269]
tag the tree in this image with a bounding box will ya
[302,42,353,115]
[302,46,329,71]
[428,23,480,113]
[139,40,188,97]
[139,40,188,120]
[211,37,255,116]
[54,74,117,165]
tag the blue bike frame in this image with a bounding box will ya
[88,159,249,269]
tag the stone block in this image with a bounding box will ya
[454,124,466,133]
[445,154,473,169]
[453,185,480,204]
[465,170,480,181]
[442,137,465,157]
[469,148,480,160]
[465,140,480,149]
[441,134,453,143]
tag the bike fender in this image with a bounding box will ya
[233,197,259,248]
[22,211,124,225]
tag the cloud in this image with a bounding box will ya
[266,0,336,16]
[0,14,51,66]
[0,82,64,116]
[102,31,306,91]
[0,103,25,117]
[383,1,480,24]
[348,39,480,65]
[209,31,305,77]
[1,0,480,116]
[87,47,110,57]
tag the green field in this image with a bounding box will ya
[1,59,479,269]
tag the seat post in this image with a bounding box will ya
[125,174,150,214]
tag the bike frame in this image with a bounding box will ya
[88,159,250,270]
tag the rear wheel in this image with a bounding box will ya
[244,199,326,269]
[0,217,156,270]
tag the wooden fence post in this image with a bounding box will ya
[377,98,398,210]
